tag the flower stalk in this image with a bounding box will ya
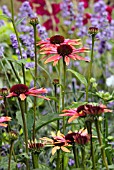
[72,143,79,168]
[18,99,29,170]
[95,118,109,170]
[86,34,95,101]
[8,142,14,170]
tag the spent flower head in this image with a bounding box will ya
[40,131,70,155]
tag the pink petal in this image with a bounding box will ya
[0,116,11,123]
[7,92,17,98]
[19,94,26,101]
[44,55,61,64]
[0,123,8,127]
[64,56,70,65]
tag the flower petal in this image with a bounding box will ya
[68,115,79,123]
[0,116,11,123]
[19,94,26,100]
[44,55,61,64]
[52,146,60,155]
[64,56,70,65]
[61,146,70,153]
[0,123,8,127]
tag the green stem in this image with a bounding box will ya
[95,118,109,170]
[72,143,79,168]
[86,35,95,102]
[0,60,11,88]
[62,58,66,133]
[86,120,96,169]
[9,61,21,83]
[32,152,39,168]
[8,142,14,170]
[10,0,26,84]
[56,150,60,170]
[32,24,37,141]
[81,146,86,169]
[61,58,66,170]
[19,100,29,170]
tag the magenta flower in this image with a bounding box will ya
[38,35,89,66]
[7,84,50,101]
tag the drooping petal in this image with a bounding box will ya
[0,123,8,127]
[19,94,26,100]
[64,56,70,65]
[44,55,62,64]
[37,95,50,100]
[7,92,17,98]
[0,116,11,123]
[52,146,60,155]
[53,60,59,66]
[61,146,70,153]
[68,115,79,123]
[74,54,89,62]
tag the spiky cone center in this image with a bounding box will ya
[0,88,8,96]
[50,35,65,44]
[28,142,44,149]
[53,139,65,146]
[65,132,76,144]
[57,44,73,57]
[88,27,99,35]
[74,134,89,145]
[10,84,29,95]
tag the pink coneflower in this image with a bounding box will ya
[60,107,86,123]
[60,104,112,123]
[7,84,50,101]
[65,129,90,145]
[38,35,89,66]
[74,129,90,145]
[0,116,11,127]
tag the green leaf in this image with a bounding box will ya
[35,114,62,131]
[16,111,23,127]
[71,102,87,108]
[15,17,27,26]
[67,69,87,87]
[0,14,11,20]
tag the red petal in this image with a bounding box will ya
[36,6,49,15]
[52,3,61,15]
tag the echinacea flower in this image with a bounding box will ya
[28,140,44,153]
[37,35,81,49]
[39,36,89,66]
[60,103,112,123]
[73,129,90,145]
[0,116,11,127]
[7,84,50,101]
[40,131,70,155]
[65,129,90,145]
[60,108,86,123]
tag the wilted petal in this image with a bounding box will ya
[61,146,70,153]
[52,146,60,155]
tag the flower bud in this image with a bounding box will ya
[30,17,39,26]
[88,27,99,35]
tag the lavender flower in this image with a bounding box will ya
[1,5,11,18]
[10,33,18,49]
